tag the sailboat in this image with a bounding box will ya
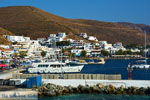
[127,31,150,69]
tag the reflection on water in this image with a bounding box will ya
[39,94,150,100]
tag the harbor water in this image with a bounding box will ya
[39,94,150,100]
[80,59,150,80]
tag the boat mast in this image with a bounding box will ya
[144,31,147,64]
[60,47,64,79]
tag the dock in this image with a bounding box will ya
[12,73,121,80]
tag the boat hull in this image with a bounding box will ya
[28,65,84,74]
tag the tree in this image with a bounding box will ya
[69,53,75,58]
[56,41,70,46]
[41,51,47,57]
[101,50,109,57]
[19,51,27,58]
[80,50,87,57]
[115,50,124,55]
[13,53,19,58]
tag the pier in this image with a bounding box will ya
[12,73,121,80]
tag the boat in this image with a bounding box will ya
[127,31,150,69]
[87,59,95,64]
[27,60,84,74]
[96,58,105,64]
[66,59,87,66]
[128,60,150,69]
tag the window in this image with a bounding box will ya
[38,64,49,67]
[50,64,64,68]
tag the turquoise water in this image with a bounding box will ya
[38,94,150,100]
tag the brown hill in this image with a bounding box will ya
[0,27,13,44]
[0,6,148,45]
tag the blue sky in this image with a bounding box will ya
[0,0,150,25]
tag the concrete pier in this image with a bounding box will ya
[12,73,121,80]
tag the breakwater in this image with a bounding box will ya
[12,74,121,80]
[38,83,150,97]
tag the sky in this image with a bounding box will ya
[0,0,150,25]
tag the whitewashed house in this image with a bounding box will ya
[104,43,113,51]
[0,45,10,49]
[99,41,108,48]
[57,32,66,39]
[88,36,98,41]
[71,49,83,56]
[70,40,84,48]
[84,43,93,50]
[80,33,88,38]
[4,35,30,43]
[113,42,125,50]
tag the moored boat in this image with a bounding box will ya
[27,61,84,74]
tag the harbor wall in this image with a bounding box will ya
[12,74,121,80]
[11,79,150,88]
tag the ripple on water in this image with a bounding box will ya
[38,94,150,100]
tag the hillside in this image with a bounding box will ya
[118,22,150,34]
[0,6,149,45]
[0,27,12,44]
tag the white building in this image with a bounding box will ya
[70,40,84,48]
[0,45,10,49]
[99,41,108,48]
[113,42,125,50]
[88,36,98,41]
[57,32,66,39]
[5,35,30,43]
[84,43,93,50]
[71,49,83,56]
[80,33,88,38]
[104,44,113,50]
[48,33,66,43]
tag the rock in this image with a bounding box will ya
[46,90,57,96]
[145,87,150,95]
[96,83,104,88]
[38,83,150,97]
[92,85,101,93]
[62,87,70,94]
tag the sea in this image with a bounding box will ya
[80,59,150,80]
[38,59,150,100]
[39,94,150,100]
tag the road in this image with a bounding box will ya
[0,66,26,79]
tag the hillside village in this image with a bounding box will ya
[0,32,144,60]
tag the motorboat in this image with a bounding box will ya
[27,60,84,73]
[128,60,150,69]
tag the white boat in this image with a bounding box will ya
[66,59,88,65]
[127,31,150,69]
[128,60,150,69]
[27,61,84,73]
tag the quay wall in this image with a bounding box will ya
[12,74,121,80]
[11,79,150,88]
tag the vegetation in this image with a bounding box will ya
[115,49,144,55]
[19,51,27,58]
[80,50,87,57]
[101,50,109,57]
[41,51,47,57]
[56,41,70,46]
